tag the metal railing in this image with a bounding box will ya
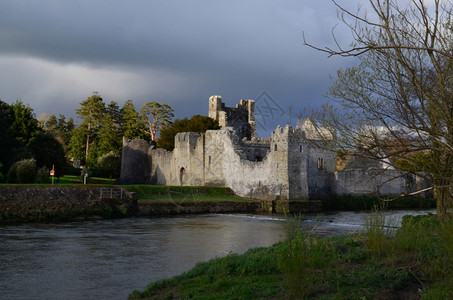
[100,187,123,199]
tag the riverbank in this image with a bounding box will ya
[0,185,262,223]
[129,214,453,299]
[0,184,436,224]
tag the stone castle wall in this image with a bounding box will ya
[335,168,416,197]
[119,96,420,201]
[119,138,151,184]
[121,124,338,201]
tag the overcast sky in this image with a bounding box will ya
[0,0,358,136]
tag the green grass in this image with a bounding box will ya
[123,185,255,204]
[0,175,117,186]
[129,214,453,299]
[57,175,117,185]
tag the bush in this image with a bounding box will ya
[16,158,37,183]
[36,166,50,183]
[7,159,38,183]
[97,151,121,178]
[7,162,18,183]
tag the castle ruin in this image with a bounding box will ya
[120,95,423,201]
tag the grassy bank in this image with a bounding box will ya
[129,214,453,299]
[123,185,255,204]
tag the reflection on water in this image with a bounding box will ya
[0,210,434,300]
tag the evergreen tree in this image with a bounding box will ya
[97,114,122,156]
[45,114,58,135]
[106,100,122,125]
[74,92,106,161]
[121,100,147,140]
[58,114,75,150]
[10,100,42,146]
[69,124,89,164]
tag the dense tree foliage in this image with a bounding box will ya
[42,113,75,155]
[73,92,106,161]
[29,132,67,178]
[157,115,220,150]
[0,95,176,178]
[121,100,147,140]
[0,100,43,176]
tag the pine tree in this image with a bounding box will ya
[75,92,106,161]
[98,114,122,156]
[121,100,147,140]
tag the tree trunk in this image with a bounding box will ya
[435,183,453,218]
[85,122,91,161]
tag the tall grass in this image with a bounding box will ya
[362,209,397,257]
[362,211,453,297]
[277,216,338,298]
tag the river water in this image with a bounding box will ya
[0,210,434,300]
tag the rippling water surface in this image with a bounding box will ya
[0,210,434,300]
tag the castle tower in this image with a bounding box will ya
[270,125,309,200]
[209,95,223,121]
[208,95,257,139]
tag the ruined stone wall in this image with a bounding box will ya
[335,168,412,196]
[119,95,416,200]
[173,132,205,186]
[207,130,276,200]
[150,148,173,185]
[146,128,289,201]
[119,138,151,184]
[306,141,336,199]
[240,139,270,161]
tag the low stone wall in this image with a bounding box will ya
[138,201,261,215]
[0,186,137,223]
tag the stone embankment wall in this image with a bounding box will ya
[0,186,137,223]
[138,201,261,215]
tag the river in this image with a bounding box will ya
[0,210,434,300]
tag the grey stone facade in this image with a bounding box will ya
[119,96,423,200]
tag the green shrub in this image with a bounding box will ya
[7,162,18,183]
[97,151,121,178]
[0,172,4,183]
[16,158,37,183]
[36,166,50,183]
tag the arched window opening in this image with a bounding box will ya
[180,167,186,185]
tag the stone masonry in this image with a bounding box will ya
[120,96,421,200]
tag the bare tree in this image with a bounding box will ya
[304,0,453,217]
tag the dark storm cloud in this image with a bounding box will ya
[0,0,355,136]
